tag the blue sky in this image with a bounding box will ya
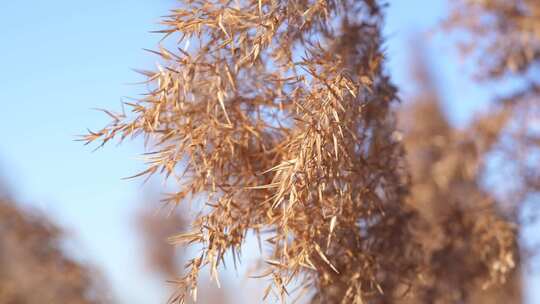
[0,1,537,303]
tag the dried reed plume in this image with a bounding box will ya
[83,1,537,303]
[137,203,232,304]
[445,0,540,79]
[445,0,540,242]
[0,194,109,304]
[395,55,522,303]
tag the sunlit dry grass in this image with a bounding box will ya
[83,1,540,303]
[0,195,109,304]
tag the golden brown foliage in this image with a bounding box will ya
[396,59,522,303]
[445,0,540,79]
[137,205,233,304]
[445,0,540,226]
[83,1,537,303]
[0,196,109,304]
[85,1,417,303]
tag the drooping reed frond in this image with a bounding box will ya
[83,1,537,303]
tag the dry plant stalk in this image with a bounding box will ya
[444,0,540,236]
[84,1,417,302]
[398,98,522,304]
[395,56,522,303]
[0,195,109,304]
[83,0,536,303]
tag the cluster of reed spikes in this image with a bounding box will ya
[137,203,233,304]
[445,0,540,79]
[0,193,109,303]
[444,0,540,222]
[395,56,522,303]
[83,0,539,303]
